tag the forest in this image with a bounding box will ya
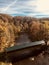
[0,14,49,52]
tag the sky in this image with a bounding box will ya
[0,0,49,18]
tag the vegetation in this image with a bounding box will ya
[0,14,49,65]
[0,14,49,52]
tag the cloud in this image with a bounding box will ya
[0,0,17,13]
[0,0,49,17]
[3,0,17,12]
[35,0,49,16]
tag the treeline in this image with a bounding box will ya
[0,14,49,52]
[13,16,49,42]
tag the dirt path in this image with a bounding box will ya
[16,33,31,45]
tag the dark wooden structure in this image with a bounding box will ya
[0,40,46,63]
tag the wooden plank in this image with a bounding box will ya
[6,40,45,52]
